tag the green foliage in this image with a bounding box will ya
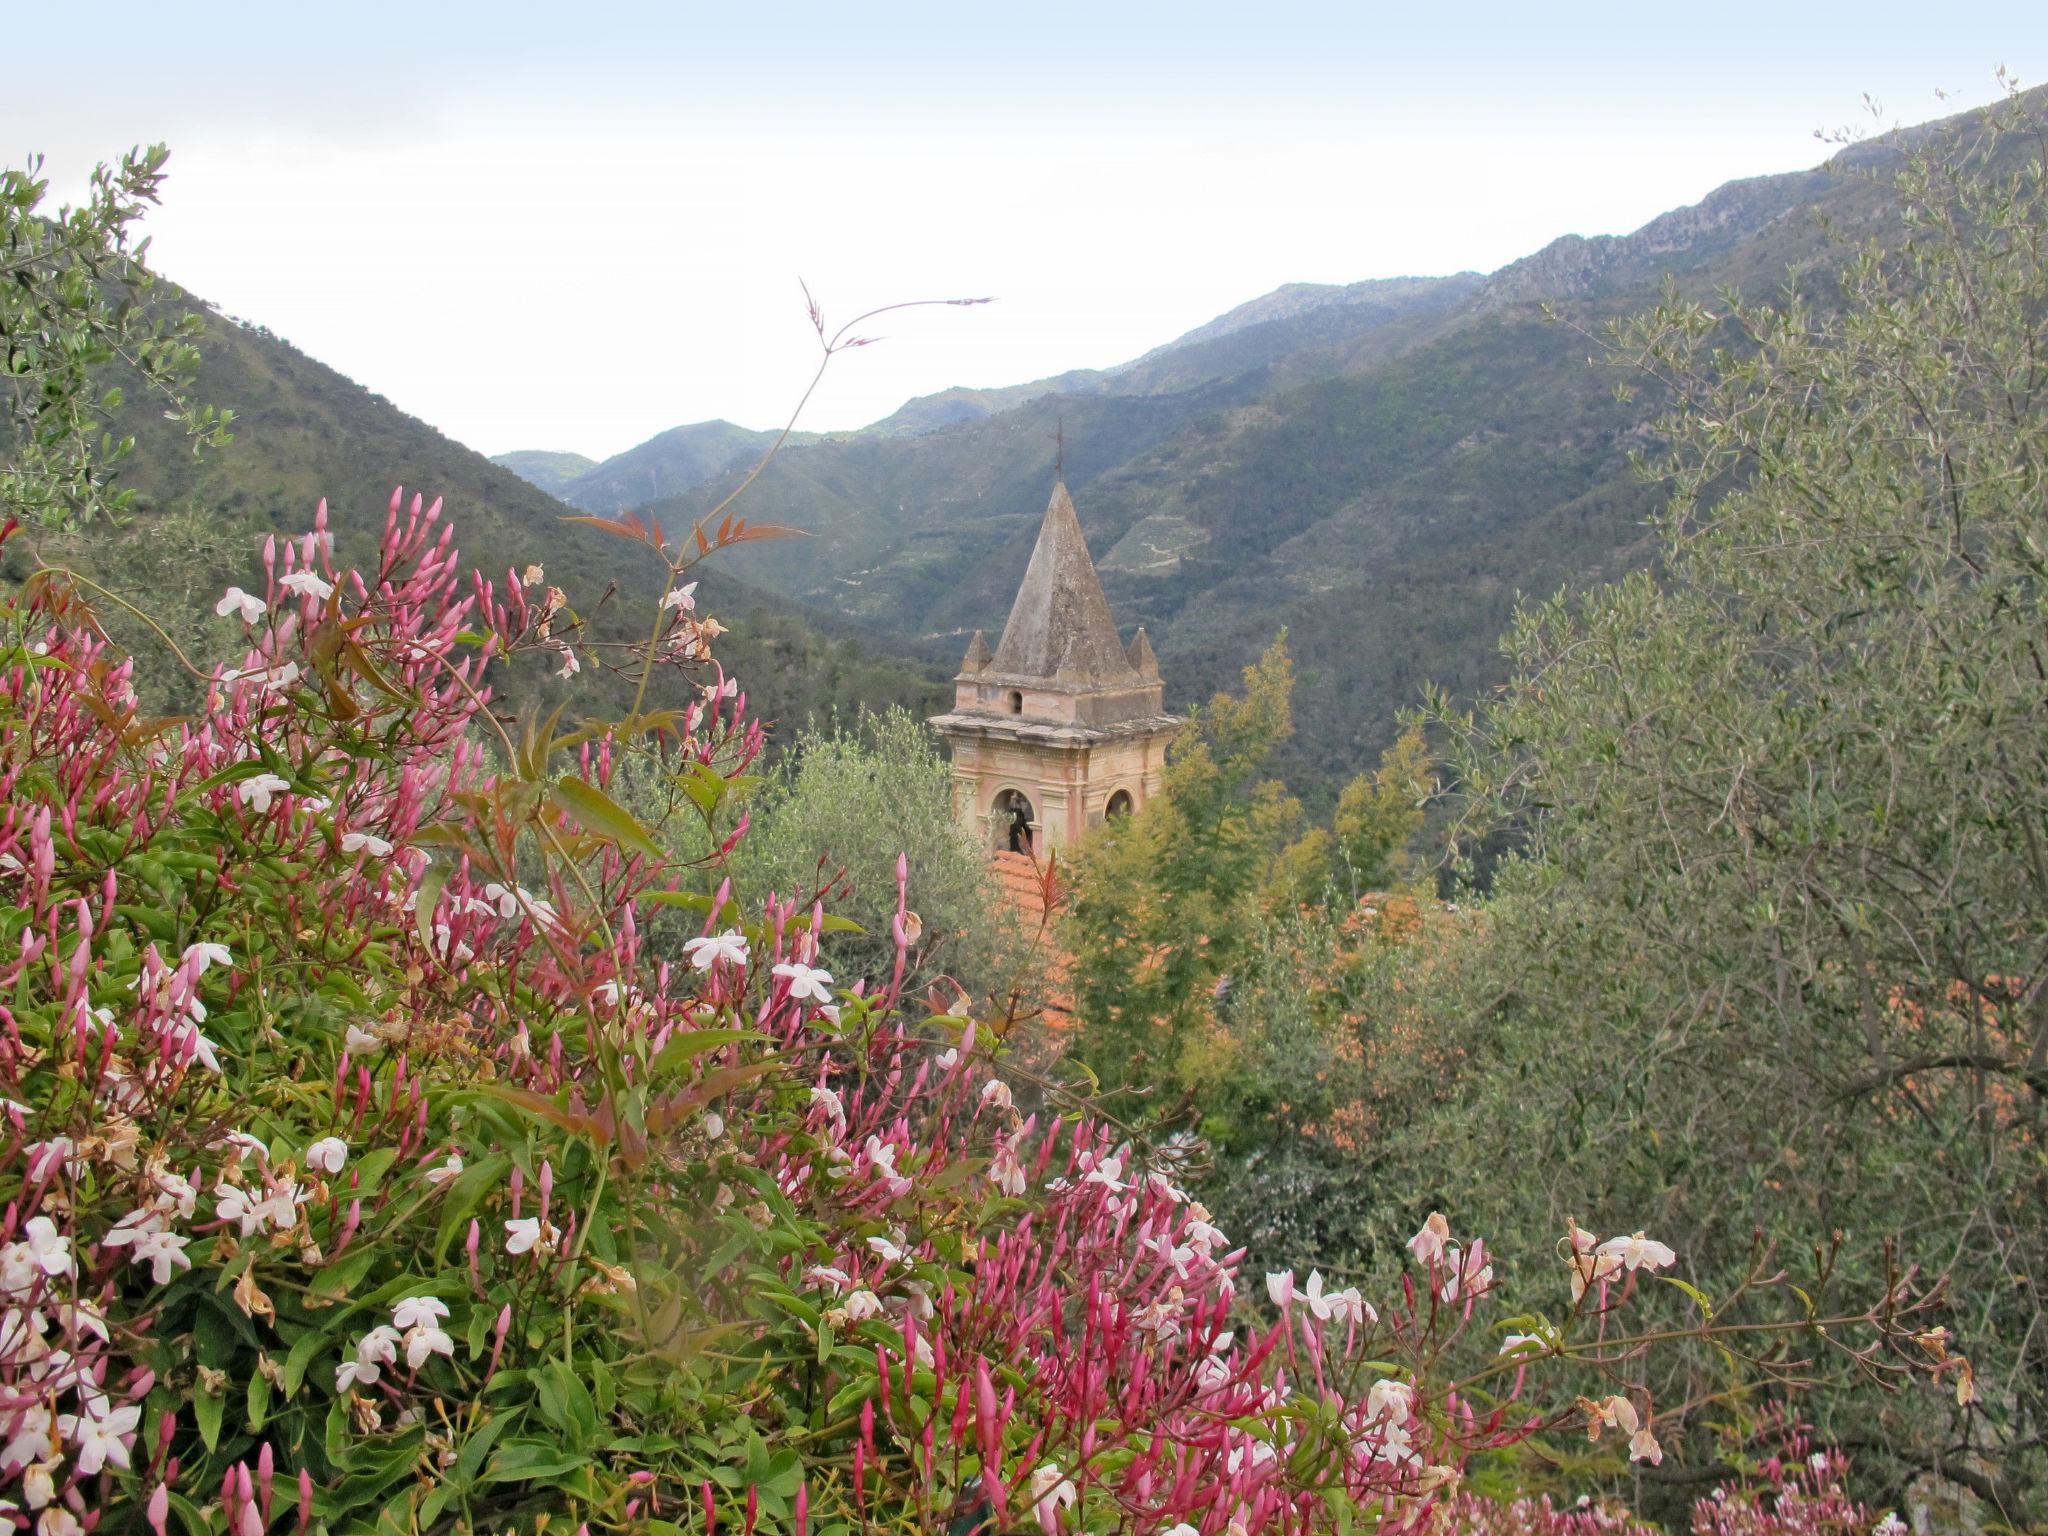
[637,706,1041,1006]
[0,144,232,527]
[1066,638,1432,1104]
[1398,86,2048,1519]
[1331,722,1434,898]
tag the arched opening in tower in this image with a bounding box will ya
[1106,788,1134,820]
[993,788,1036,854]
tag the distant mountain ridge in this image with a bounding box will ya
[501,420,819,515]
[53,305,945,737]
[489,449,597,497]
[473,93,2042,797]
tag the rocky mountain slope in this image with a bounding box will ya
[504,419,818,513]
[576,107,1967,796]
[22,314,943,735]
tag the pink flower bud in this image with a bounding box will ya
[147,1484,170,1536]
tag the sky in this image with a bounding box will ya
[12,2,2043,461]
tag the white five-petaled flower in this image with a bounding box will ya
[1303,1269,1372,1327]
[183,941,233,975]
[1499,1332,1547,1357]
[1594,1232,1677,1273]
[662,582,699,612]
[305,1137,348,1176]
[403,1321,455,1370]
[236,773,291,814]
[1265,1271,1295,1308]
[344,1025,383,1056]
[423,1152,464,1188]
[683,929,750,971]
[555,649,580,680]
[335,1324,401,1392]
[128,1229,192,1286]
[214,1130,267,1164]
[1366,1377,1415,1423]
[842,1288,884,1322]
[504,1217,558,1257]
[214,587,267,625]
[772,961,834,1004]
[56,1397,139,1475]
[866,1235,906,1265]
[278,570,334,601]
[341,831,393,858]
[1082,1153,1125,1190]
[980,1079,1014,1112]
[809,1083,845,1124]
[803,1264,851,1291]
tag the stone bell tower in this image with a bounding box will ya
[929,479,1180,853]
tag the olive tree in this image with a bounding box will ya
[1416,84,2048,1520]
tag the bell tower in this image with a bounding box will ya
[929,479,1180,852]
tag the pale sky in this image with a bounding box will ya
[13,3,2041,461]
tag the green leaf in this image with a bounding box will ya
[412,860,449,952]
[651,1028,767,1075]
[433,1151,512,1264]
[247,1368,272,1431]
[482,1439,592,1483]
[194,1384,224,1452]
[553,776,664,860]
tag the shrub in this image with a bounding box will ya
[0,492,1956,1534]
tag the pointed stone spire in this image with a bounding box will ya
[989,481,1141,685]
[959,629,992,675]
[1126,626,1159,681]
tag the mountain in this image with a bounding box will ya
[596,97,2015,800]
[7,314,944,736]
[499,420,818,513]
[490,449,597,496]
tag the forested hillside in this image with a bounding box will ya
[548,109,1973,799]
[1,303,944,733]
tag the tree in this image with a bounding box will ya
[724,706,1043,1006]
[1,145,230,528]
[1065,635,1306,1100]
[1411,83,2048,1518]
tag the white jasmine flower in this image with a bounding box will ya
[335,1325,401,1392]
[772,961,834,1004]
[1594,1232,1677,1273]
[340,831,393,858]
[128,1230,192,1286]
[278,570,334,601]
[236,773,291,814]
[55,1396,139,1476]
[214,587,267,624]
[182,941,233,975]
[683,929,750,971]
[305,1137,348,1176]
[1408,1211,1451,1266]
[842,1288,884,1321]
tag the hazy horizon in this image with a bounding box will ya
[14,1,2042,460]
